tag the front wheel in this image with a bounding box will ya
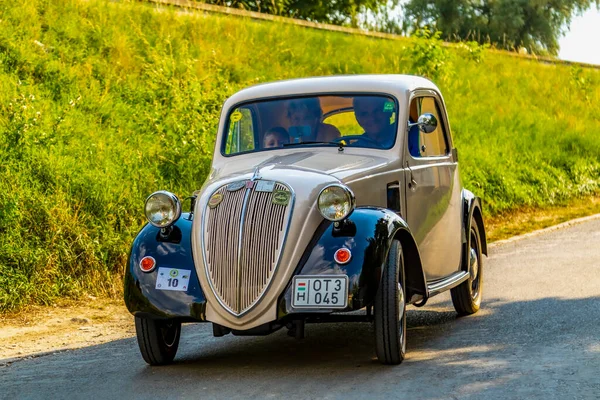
[135,316,181,365]
[451,217,484,315]
[374,239,407,365]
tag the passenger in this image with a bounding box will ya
[263,127,290,148]
[287,98,341,142]
[353,97,397,148]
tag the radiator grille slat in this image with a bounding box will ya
[203,181,292,315]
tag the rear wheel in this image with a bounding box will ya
[451,218,484,315]
[374,239,407,365]
[135,316,181,365]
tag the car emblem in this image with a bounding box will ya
[227,181,246,192]
[208,193,223,208]
[272,190,290,206]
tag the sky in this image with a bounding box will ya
[558,7,600,65]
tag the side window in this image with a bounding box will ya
[224,107,255,155]
[408,97,449,158]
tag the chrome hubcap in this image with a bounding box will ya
[470,247,479,281]
[398,282,406,351]
[469,232,480,299]
[161,322,178,347]
[398,282,405,318]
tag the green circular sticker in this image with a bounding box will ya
[272,190,290,206]
[169,269,179,278]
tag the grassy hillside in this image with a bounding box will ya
[1,0,599,311]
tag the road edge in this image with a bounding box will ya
[489,212,600,249]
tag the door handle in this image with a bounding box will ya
[408,177,418,191]
[406,162,418,191]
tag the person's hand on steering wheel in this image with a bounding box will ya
[333,135,380,147]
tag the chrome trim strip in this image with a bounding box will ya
[236,186,252,313]
[251,165,261,181]
[426,270,469,298]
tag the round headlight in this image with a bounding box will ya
[317,184,355,222]
[144,191,182,228]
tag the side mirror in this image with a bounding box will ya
[417,113,438,133]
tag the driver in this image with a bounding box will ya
[353,97,396,148]
[287,98,340,142]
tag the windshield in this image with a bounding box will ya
[222,94,398,156]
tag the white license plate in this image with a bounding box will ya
[292,275,348,309]
[155,267,191,292]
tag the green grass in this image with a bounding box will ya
[1,0,599,311]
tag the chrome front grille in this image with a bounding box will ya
[203,180,293,316]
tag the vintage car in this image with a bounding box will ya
[124,75,487,366]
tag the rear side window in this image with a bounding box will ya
[224,107,255,155]
[408,97,449,157]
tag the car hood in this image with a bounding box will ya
[206,149,394,186]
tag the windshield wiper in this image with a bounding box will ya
[283,141,345,152]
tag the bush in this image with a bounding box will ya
[406,28,452,81]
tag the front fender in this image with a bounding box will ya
[462,189,488,258]
[278,207,427,317]
[123,213,206,321]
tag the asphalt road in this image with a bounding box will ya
[2,218,600,400]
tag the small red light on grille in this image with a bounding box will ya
[334,248,351,264]
[139,256,156,272]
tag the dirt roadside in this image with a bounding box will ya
[0,299,134,363]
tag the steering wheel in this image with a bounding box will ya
[333,135,380,147]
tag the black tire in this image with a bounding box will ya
[374,239,407,365]
[135,316,181,366]
[451,217,484,315]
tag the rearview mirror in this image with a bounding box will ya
[417,113,438,133]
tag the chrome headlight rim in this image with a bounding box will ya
[144,190,182,229]
[317,183,356,222]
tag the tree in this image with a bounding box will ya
[203,0,399,27]
[402,0,600,55]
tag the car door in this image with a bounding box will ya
[403,91,462,281]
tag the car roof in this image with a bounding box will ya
[224,74,440,106]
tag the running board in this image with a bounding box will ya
[427,271,469,298]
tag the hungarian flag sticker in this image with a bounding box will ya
[294,280,309,306]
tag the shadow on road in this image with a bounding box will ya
[2,296,600,399]
[169,308,457,370]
